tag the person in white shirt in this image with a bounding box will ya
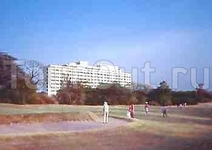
[103,101,109,124]
[161,105,168,117]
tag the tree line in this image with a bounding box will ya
[56,80,212,106]
[0,52,211,105]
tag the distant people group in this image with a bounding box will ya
[102,100,188,123]
[126,101,171,118]
[127,101,150,119]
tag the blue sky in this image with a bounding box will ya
[1,0,212,90]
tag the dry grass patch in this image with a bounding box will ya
[0,111,99,125]
[128,120,198,138]
[0,125,163,150]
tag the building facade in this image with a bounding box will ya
[44,61,131,96]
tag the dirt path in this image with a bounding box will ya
[0,117,128,135]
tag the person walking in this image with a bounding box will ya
[144,102,149,116]
[179,103,183,110]
[161,105,168,117]
[128,104,135,118]
[127,109,131,119]
[103,101,109,124]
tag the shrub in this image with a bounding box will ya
[29,93,58,104]
[128,95,138,105]
[149,101,160,106]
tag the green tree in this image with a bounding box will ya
[158,81,172,105]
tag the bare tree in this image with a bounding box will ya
[22,60,45,90]
[141,84,153,94]
[131,82,153,93]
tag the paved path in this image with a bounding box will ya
[0,118,128,135]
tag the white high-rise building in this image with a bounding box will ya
[44,61,131,96]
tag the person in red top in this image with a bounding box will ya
[128,104,135,118]
[144,102,149,115]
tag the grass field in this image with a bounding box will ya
[0,103,212,150]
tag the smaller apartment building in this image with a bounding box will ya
[44,61,132,96]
